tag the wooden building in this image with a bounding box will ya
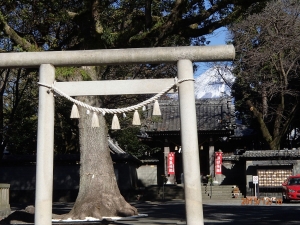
[223,149,300,197]
[138,97,236,185]
[137,97,300,197]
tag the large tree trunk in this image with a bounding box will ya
[246,100,282,150]
[269,138,281,150]
[59,97,138,220]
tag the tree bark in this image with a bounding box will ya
[58,97,138,220]
[246,99,286,150]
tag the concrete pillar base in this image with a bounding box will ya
[0,183,11,218]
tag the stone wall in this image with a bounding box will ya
[0,161,138,203]
[137,165,158,187]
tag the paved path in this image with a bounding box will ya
[8,199,300,224]
[108,199,298,225]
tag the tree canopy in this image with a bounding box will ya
[230,0,300,150]
[0,0,272,156]
[1,0,271,51]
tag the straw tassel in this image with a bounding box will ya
[152,100,161,116]
[111,114,120,130]
[132,110,141,125]
[70,104,80,118]
[91,112,100,127]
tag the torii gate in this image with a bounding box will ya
[0,45,235,225]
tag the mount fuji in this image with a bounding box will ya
[169,66,235,99]
[194,66,235,99]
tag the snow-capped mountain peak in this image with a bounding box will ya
[194,66,235,99]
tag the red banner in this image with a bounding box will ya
[168,152,175,175]
[215,152,223,175]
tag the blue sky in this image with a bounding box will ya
[195,27,229,77]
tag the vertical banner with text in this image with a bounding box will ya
[215,151,223,175]
[168,152,175,175]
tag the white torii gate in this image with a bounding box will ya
[0,45,235,225]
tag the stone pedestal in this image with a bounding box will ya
[0,184,11,218]
[212,180,219,186]
[215,174,224,184]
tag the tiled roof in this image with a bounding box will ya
[108,136,126,154]
[143,98,235,132]
[223,149,300,161]
[108,136,141,164]
[242,149,300,158]
[140,158,160,163]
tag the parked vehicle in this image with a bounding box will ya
[282,174,300,203]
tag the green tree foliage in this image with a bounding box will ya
[230,0,300,150]
[1,0,271,50]
[0,68,39,155]
[0,0,272,156]
[111,126,149,158]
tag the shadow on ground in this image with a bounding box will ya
[2,200,300,224]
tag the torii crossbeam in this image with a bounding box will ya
[0,45,235,225]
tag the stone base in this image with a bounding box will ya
[0,205,11,218]
[212,180,219,186]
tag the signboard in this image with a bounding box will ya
[253,175,259,197]
[253,176,259,184]
[168,152,175,175]
[215,151,223,175]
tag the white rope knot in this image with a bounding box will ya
[37,82,52,94]
[174,77,179,87]
[37,82,51,89]
[48,81,56,94]
[177,78,195,84]
[51,80,56,90]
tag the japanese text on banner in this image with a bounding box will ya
[215,152,223,175]
[168,152,175,175]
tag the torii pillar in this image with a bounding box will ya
[178,59,202,223]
